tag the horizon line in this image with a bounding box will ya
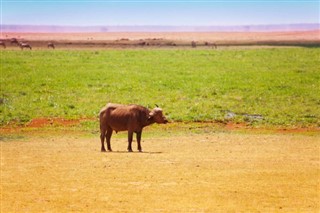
[1,23,319,27]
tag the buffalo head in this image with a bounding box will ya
[149,107,168,124]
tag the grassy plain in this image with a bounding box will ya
[1,48,319,128]
[1,46,319,212]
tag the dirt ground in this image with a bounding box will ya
[1,131,319,212]
[1,30,319,49]
[3,31,319,42]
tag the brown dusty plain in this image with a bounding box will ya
[3,31,319,41]
[1,30,319,49]
[1,131,319,212]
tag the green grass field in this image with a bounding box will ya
[1,48,319,128]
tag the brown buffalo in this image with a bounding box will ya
[48,42,55,49]
[0,41,5,48]
[99,103,168,152]
[191,41,196,48]
[10,38,19,45]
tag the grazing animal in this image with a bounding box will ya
[191,41,196,48]
[19,42,32,50]
[99,103,168,152]
[204,42,217,49]
[10,38,19,45]
[138,41,146,46]
[0,41,6,48]
[47,42,55,49]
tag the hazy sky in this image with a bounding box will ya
[1,0,319,26]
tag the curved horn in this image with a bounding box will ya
[155,104,159,108]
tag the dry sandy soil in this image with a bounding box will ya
[1,131,319,212]
[1,30,319,49]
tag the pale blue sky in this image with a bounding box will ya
[1,0,319,26]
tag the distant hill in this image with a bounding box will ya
[1,23,319,32]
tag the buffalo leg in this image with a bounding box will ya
[100,129,106,152]
[106,127,113,152]
[137,131,142,152]
[127,131,133,152]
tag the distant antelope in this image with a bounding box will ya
[47,42,55,49]
[0,41,6,48]
[204,42,217,49]
[18,42,32,50]
[191,41,196,48]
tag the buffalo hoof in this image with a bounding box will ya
[108,149,113,152]
[127,149,133,152]
[101,149,106,152]
[138,150,143,152]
